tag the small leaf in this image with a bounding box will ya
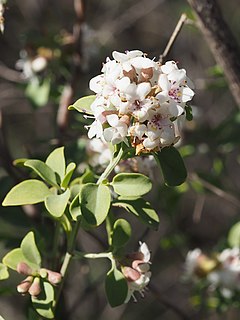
[0,263,9,280]
[21,232,41,269]
[2,248,29,271]
[113,197,159,230]
[228,222,240,247]
[112,219,131,248]
[111,173,152,197]
[2,180,51,206]
[32,281,54,319]
[69,194,82,221]
[24,160,58,186]
[69,95,95,114]
[13,158,29,167]
[46,147,66,183]
[155,147,187,186]
[185,105,193,121]
[61,162,76,188]
[105,267,128,307]
[80,183,111,226]
[45,189,70,218]
[26,78,50,108]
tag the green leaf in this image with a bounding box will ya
[111,173,152,197]
[61,162,76,188]
[45,189,70,218]
[59,214,72,233]
[112,219,131,248]
[13,158,29,167]
[69,194,82,221]
[32,281,54,319]
[0,316,6,320]
[2,248,33,271]
[80,183,111,226]
[2,180,51,206]
[105,267,128,307]
[46,147,66,183]
[228,222,240,247]
[26,78,50,108]
[155,147,187,186]
[113,197,159,230]
[21,232,41,269]
[24,160,58,187]
[69,95,95,114]
[0,263,9,280]
[185,105,193,121]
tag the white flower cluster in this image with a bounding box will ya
[88,50,194,154]
[122,242,151,303]
[185,248,240,298]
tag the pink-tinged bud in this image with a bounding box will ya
[122,266,141,282]
[132,260,150,273]
[17,276,33,294]
[28,277,41,297]
[46,269,62,285]
[17,262,33,276]
[120,115,130,126]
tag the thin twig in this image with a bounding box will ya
[189,173,240,209]
[0,62,24,83]
[159,13,188,64]
[193,193,205,223]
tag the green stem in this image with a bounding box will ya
[97,146,124,184]
[52,221,61,270]
[74,251,113,260]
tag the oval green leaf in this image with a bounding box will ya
[32,281,54,319]
[0,263,9,280]
[228,222,240,247]
[69,194,82,221]
[45,189,70,218]
[2,180,51,206]
[24,160,58,186]
[105,267,128,307]
[155,146,187,186]
[21,232,41,269]
[80,183,111,226]
[69,95,95,114]
[111,173,152,197]
[113,197,159,230]
[61,162,76,188]
[46,147,66,183]
[112,219,131,248]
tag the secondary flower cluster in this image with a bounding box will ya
[185,248,240,298]
[121,242,151,302]
[88,50,194,154]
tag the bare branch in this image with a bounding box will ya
[159,13,188,64]
[187,0,240,107]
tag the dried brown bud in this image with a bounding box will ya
[17,262,33,276]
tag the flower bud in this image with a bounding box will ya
[46,269,62,285]
[122,266,141,282]
[39,268,48,278]
[28,277,41,297]
[17,262,33,276]
[17,276,33,294]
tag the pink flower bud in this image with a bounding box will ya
[17,276,33,294]
[17,262,33,276]
[46,269,62,285]
[122,266,141,282]
[28,277,41,297]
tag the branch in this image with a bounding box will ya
[159,13,188,64]
[187,0,240,107]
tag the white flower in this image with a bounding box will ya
[87,138,112,167]
[185,249,202,278]
[123,242,151,303]
[103,114,128,145]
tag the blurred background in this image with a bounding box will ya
[0,0,240,319]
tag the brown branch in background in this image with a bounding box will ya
[159,13,187,64]
[187,0,240,107]
[189,173,240,209]
[0,61,24,83]
[56,0,85,138]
